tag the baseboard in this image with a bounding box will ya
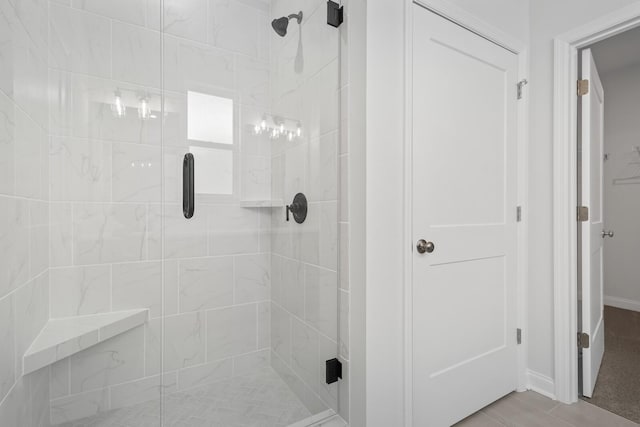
[604,296,640,313]
[526,369,556,400]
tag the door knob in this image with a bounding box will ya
[601,230,614,238]
[416,239,435,254]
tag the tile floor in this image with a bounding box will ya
[56,368,312,427]
[457,390,638,427]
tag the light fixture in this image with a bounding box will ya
[111,90,126,118]
[252,114,304,141]
[138,97,151,120]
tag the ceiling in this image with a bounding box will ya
[590,25,640,76]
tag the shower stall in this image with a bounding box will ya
[0,0,347,425]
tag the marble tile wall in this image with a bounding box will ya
[0,0,52,425]
[268,0,349,421]
[46,0,275,424]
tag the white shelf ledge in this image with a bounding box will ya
[23,309,149,375]
[239,199,284,208]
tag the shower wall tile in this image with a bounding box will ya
[308,132,338,202]
[0,92,15,196]
[305,265,338,341]
[234,253,270,304]
[163,37,234,93]
[208,0,268,59]
[161,203,208,259]
[208,205,261,256]
[50,202,73,267]
[0,294,15,403]
[177,357,232,391]
[50,265,111,318]
[281,257,304,318]
[178,256,233,313]
[339,289,349,360]
[237,56,269,107]
[142,319,161,377]
[110,372,177,410]
[163,0,207,43]
[14,271,49,374]
[51,388,109,425]
[319,201,338,270]
[163,259,179,316]
[0,196,29,299]
[206,304,257,361]
[72,203,149,265]
[72,0,147,27]
[163,311,205,371]
[291,317,318,387]
[50,137,112,202]
[50,359,70,400]
[49,4,111,77]
[29,201,49,278]
[271,302,291,365]
[112,22,161,88]
[111,142,161,202]
[257,301,270,349]
[49,70,162,145]
[339,222,349,290]
[112,261,162,318]
[69,325,145,393]
[14,107,46,199]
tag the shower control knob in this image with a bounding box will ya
[416,239,435,254]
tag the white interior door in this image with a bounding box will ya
[411,5,519,426]
[580,48,605,398]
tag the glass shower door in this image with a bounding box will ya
[159,0,343,425]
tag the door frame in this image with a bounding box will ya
[403,1,530,424]
[552,2,640,405]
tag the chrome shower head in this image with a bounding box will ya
[271,11,303,37]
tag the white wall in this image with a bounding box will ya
[365,1,529,426]
[600,63,640,312]
[528,0,640,383]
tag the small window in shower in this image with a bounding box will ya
[187,91,235,196]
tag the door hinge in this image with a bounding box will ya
[578,332,590,349]
[578,79,589,96]
[517,79,528,100]
[516,206,522,222]
[325,358,342,384]
[577,206,589,222]
[517,328,522,345]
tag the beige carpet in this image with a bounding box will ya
[581,305,640,423]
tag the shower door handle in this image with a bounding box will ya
[183,153,194,219]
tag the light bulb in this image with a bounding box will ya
[296,124,302,137]
[279,123,284,132]
[261,119,267,130]
[254,124,261,134]
[288,132,293,141]
[111,90,126,118]
[138,97,151,120]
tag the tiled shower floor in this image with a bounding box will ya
[57,368,312,427]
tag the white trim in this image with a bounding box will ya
[553,2,640,405]
[526,370,556,400]
[404,2,529,425]
[604,296,640,313]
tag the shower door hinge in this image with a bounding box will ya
[577,206,589,222]
[578,332,590,349]
[517,79,528,99]
[326,1,344,28]
[516,206,522,222]
[577,79,589,96]
[517,328,522,345]
[325,358,342,384]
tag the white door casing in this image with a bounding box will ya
[580,48,605,398]
[411,5,519,426]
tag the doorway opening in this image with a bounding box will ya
[576,27,640,423]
